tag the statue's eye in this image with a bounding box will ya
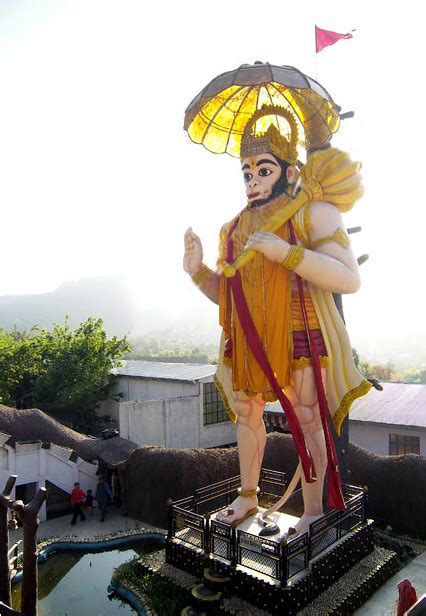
[259,168,272,177]
[244,172,253,182]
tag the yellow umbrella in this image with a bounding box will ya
[184,62,341,157]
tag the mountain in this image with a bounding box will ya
[0,274,135,336]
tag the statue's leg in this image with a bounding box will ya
[285,366,328,536]
[216,368,266,525]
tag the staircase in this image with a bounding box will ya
[181,566,231,615]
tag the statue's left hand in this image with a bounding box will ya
[245,231,289,263]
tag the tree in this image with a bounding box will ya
[358,359,400,382]
[0,318,130,433]
[403,369,426,383]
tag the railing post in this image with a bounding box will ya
[279,541,288,587]
[230,527,237,568]
[166,498,173,540]
[204,513,210,557]
[362,486,368,524]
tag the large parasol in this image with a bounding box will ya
[184,62,341,158]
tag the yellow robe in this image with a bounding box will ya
[215,199,371,434]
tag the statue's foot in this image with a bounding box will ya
[279,513,323,542]
[215,496,258,527]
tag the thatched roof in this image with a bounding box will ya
[0,404,138,466]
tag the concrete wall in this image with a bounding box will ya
[120,397,200,448]
[99,377,199,422]
[120,390,236,449]
[350,421,426,456]
[0,438,98,521]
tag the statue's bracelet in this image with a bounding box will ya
[191,264,211,286]
[282,245,305,271]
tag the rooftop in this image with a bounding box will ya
[350,382,426,428]
[265,383,426,429]
[115,360,217,382]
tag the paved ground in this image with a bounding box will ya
[9,508,164,543]
[8,511,425,614]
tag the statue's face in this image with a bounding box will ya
[241,153,282,204]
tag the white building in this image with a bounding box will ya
[349,382,426,456]
[101,360,237,449]
[0,432,98,521]
[264,382,426,458]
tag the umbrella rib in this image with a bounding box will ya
[265,84,281,132]
[224,86,253,154]
[268,82,318,132]
[200,86,246,149]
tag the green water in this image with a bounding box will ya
[12,542,157,615]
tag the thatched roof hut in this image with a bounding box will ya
[119,433,426,538]
[0,404,138,467]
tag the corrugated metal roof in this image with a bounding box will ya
[265,383,426,429]
[350,383,426,428]
[115,360,217,382]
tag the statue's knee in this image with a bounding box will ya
[296,405,316,429]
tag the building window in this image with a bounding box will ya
[389,434,420,456]
[203,382,230,425]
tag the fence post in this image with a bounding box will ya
[13,487,47,616]
[166,498,173,540]
[204,513,210,557]
[230,527,237,568]
[362,486,368,524]
[0,476,17,607]
[279,541,288,587]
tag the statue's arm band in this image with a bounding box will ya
[310,227,350,250]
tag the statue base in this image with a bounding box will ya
[165,469,399,614]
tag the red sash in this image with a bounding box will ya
[289,222,345,510]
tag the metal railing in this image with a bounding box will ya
[168,472,367,585]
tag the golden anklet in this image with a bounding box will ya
[282,245,305,271]
[237,487,260,498]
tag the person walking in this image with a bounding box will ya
[84,489,94,516]
[70,482,86,525]
[95,477,112,522]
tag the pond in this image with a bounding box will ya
[12,541,158,615]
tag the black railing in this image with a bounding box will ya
[237,530,281,579]
[170,505,205,550]
[168,472,367,585]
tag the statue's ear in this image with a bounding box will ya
[286,165,299,184]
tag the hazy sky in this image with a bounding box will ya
[1,1,424,344]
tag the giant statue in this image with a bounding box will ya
[183,64,371,539]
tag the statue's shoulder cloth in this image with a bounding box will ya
[292,202,312,247]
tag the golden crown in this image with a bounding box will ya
[240,105,299,165]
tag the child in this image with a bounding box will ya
[84,489,94,516]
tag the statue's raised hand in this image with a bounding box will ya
[183,227,203,275]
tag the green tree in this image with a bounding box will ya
[0,318,130,433]
[358,359,400,382]
[403,369,426,383]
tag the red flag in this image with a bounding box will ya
[315,25,354,53]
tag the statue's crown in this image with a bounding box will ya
[240,105,299,165]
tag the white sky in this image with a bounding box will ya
[0,1,425,344]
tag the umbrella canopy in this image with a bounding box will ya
[184,62,341,158]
